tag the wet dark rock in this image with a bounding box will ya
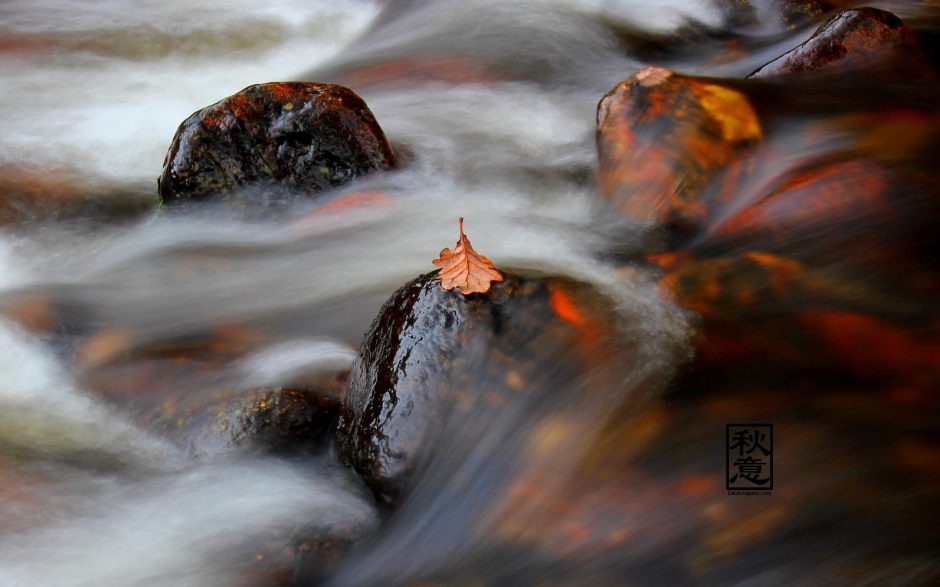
[158,82,395,206]
[145,386,341,460]
[748,8,932,79]
[337,270,635,507]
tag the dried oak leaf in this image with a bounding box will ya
[433,218,504,294]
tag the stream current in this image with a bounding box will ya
[0,0,939,586]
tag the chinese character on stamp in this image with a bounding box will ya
[726,424,773,490]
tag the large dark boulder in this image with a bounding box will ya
[336,270,646,506]
[157,82,395,206]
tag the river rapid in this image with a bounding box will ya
[0,0,939,586]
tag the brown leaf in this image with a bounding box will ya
[433,218,504,294]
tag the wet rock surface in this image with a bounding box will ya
[337,270,637,506]
[594,42,940,383]
[158,82,395,206]
[749,7,932,78]
[641,149,940,382]
[143,386,341,460]
[596,67,761,232]
[650,247,940,382]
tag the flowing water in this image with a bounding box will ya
[0,0,939,585]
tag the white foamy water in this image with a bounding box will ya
[0,0,809,584]
[0,460,378,587]
[239,338,359,389]
[0,0,380,185]
[0,319,177,467]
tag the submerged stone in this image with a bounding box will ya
[158,82,395,206]
[331,55,503,89]
[72,328,349,459]
[146,386,341,460]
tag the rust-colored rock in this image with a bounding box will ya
[704,158,892,245]
[650,247,940,382]
[797,310,940,381]
[748,7,932,79]
[236,524,365,587]
[596,67,761,230]
[652,250,804,320]
[77,326,270,408]
[158,82,395,206]
[337,271,637,506]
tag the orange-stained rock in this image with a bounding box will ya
[75,328,350,460]
[844,109,940,162]
[650,251,804,319]
[748,7,933,79]
[76,324,268,378]
[158,82,395,206]
[704,158,892,244]
[651,247,940,381]
[233,525,365,587]
[314,190,391,215]
[0,33,57,55]
[596,67,761,230]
